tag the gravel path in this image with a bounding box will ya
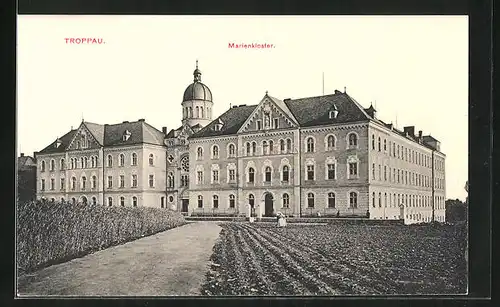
[17,222,222,296]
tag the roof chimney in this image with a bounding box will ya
[162,126,168,134]
[122,121,129,123]
[138,119,145,122]
[334,90,342,94]
[418,130,423,138]
[20,153,24,157]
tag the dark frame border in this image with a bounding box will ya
[5,0,493,306]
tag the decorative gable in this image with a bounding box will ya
[67,123,101,151]
[238,94,298,133]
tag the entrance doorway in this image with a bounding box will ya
[181,199,189,213]
[264,193,274,216]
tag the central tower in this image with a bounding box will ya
[181,60,214,128]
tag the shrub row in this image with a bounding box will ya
[17,201,186,273]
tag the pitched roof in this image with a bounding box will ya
[38,120,165,154]
[267,95,299,124]
[17,155,36,170]
[190,105,257,138]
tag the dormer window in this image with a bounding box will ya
[122,130,131,141]
[55,139,62,148]
[329,104,339,119]
[214,118,224,131]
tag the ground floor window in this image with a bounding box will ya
[307,193,315,208]
[282,193,289,208]
[229,194,235,208]
[198,195,203,208]
[349,192,358,208]
[328,192,336,208]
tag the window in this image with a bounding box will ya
[50,178,55,190]
[307,193,315,208]
[197,171,203,184]
[327,163,335,180]
[328,192,336,208]
[132,196,137,207]
[281,193,290,208]
[372,163,376,179]
[131,153,137,166]
[256,120,262,130]
[60,178,65,190]
[149,154,154,166]
[50,159,55,171]
[263,141,269,155]
[269,140,274,154]
[107,155,113,167]
[246,143,251,156]
[92,197,96,205]
[280,139,286,152]
[71,197,76,204]
[229,194,235,208]
[79,176,86,190]
[286,139,292,152]
[80,157,84,168]
[252,142,257,155]
[213,195,219,208]
[92,176,97,189]
[198,195,203,208]
[212,145,219,159]
[378,137,381,151]
[107,176,113,188]
[348,133,358,147]
[384,166,387,181]
[41,161,46,172]
[149,175,154,187]
[132,174,138,187]
[349,162,358,177]
[249,194,255,207]
[197,147,203,160]
[307,165,314,181]
[71,177,76,190]
[60,158,65,170]
[372,192,376,208]
[228,144,236,157]
[282,165,289,182]
[181,174,189,187]
[120,175,125,188]
[349,192,358,208]
[372,135,375,149]
[378,192,382,207]
[167,173,174,188]
[108,197,113,206]
[70,158,75,169]
[265,166,272,182]
[327,135,335,150]
[248,167,255,183]
[212,170,219,183]
[384,139,387,151]
[274,118,279,129]
[306,137,314,152]
[229,169,236,182]
[120,196,125,207]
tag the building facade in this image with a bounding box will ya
[35,63,446,224]
[17,153,37,203]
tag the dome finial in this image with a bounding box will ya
[193,59,202,82]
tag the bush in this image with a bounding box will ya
[17,201,186,273]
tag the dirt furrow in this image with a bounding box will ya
[238,224,311,295]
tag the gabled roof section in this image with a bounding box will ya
[38,129,77,154]
[190,105,257,139]
[267,95,299,125]
[18,155,36,169]
[103,120,164,146]
[284,91,371,127]
[84,122,105,145]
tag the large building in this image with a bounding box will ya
[35,63,446,224]
[17,153,37,203]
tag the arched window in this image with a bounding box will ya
[378,192,382,207]
[167,173,174,188]
[307,193,315,208]
[286,139,292,152]
[212,145,219,159]
[265,166,272,182]
[149,154,154,166]
[328,192,336,208]
[269,140,274,154]
[108,197,112,206]
[107,155,113,167]
[132,196,137,207]
[327,135,335,150]
[60,158,65,170]
[372,192,376,207]
[378,137,381,151]
[213,195,219,208]
[92,176,97,189]
[197,195,203,208]
[84,157,88,168]
[282,165,289,182]
[50,159,55,171]
[71,177,76,190]
[92,197,96,205]
[252,142,257,155]
[41,160,46,172]
[246,142,251,156]
[131,153,137,166]
[189,107,193,117]
[280,139,285,152]
[196,106,200,118]
[306,137,314,152]
[372,134,375,149]
[120,196,125,207]
[348,133,358,147]
[384,193,387,207]
[200,106,204,118]
[72,197,76,204]
[248,167,255,183]
[228,144,236,157]
[263,141,268,154]
[282,193,290,208]
[81,176,87,190]
[229,194,235,208]
[349,192,358,208]
[384,139,387,151]
[119,154,125,166]
[197,147,203,160]
[81,157,85,168]
[249,194,255,207]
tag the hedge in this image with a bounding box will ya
[17,201,186,273]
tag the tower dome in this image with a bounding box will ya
[181,60,214,127]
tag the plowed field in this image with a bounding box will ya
[202,223,466,296]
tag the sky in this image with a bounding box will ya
[17,15,468,201]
